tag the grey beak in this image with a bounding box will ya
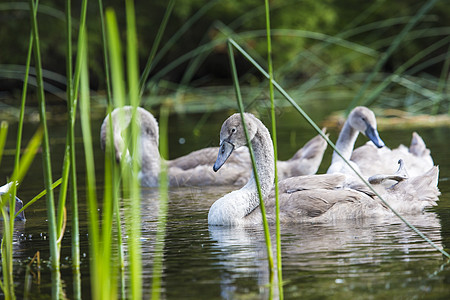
[365,125,385,148]
[213,141,234,172]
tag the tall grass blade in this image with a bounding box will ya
[151,105,170,300]
[60,2,83,298]
[0,122,7,166]
[71,0,88,101]
[0,121,13,300]
[29,0,59,276]
[78,28,102,299]
[264,1,283,298]
[227,40,275,288]
[125,1,143,298]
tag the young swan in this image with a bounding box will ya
[208,113,439,226]
[327,106,385,175]
[101,106,328,187]
[327,106,435,179]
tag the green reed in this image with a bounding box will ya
[78,28,102,299]
[100,4,144,298]
[29,0,59,276]
[105,9,128,299]
[97,0,112,104]
[227,41,275,299]
[0,122,12,299]
[98,0,126,297]
[264,1,283,298]
[125,1,143,298]
[151,105,170,300]
[77,7,123,299]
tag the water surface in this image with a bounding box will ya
[1,107,450,299]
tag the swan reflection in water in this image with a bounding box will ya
[208,211,443,299]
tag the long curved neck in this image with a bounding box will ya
[331,121,359,164]
[208,119,275,225]
[245,127,275,198]
[138,133,161,187]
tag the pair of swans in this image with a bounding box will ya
[100,106,327,187]
[208,109,439,226]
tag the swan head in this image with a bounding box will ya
[349,106,384,148]
[213,113,258,172]
[101,106,159,162]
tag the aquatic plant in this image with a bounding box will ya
[263,1,283,298]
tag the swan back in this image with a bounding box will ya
[351,132,434,178]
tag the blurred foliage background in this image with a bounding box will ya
[0,0,449,114]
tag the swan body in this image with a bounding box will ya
[327,106,434,179]
[208,113,439,226]
[101,106,327,187]
[351,132,434,177]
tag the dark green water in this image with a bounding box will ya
[1,107,450,299]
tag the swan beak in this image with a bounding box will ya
[213,141,234,172]
[365,125,385,148]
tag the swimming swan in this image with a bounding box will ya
[208,113,439,226]
[100,106,327,187]
[327,106,434,178]
[326,106,385,175]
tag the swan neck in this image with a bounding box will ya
[332,121,359,163]
[139,135,161,187]
[208,118,275,225]
[245,128,275,198]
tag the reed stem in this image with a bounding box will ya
[264,1,283,298]
[29,0,59,271]
[151,105,170,300]
[125,1,143,298]
[79,29,102,299]
[227,39,275,280]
